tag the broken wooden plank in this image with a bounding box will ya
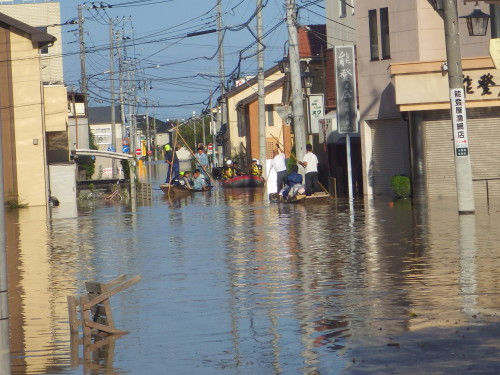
[67,295,80,334]
[85,321,128,335]
[82,275,141,310]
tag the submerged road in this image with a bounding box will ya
[4,165,500,374]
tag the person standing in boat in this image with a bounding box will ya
[271,148,287,193]
[299,144,320,196]
[195,146,209,182]
[164,144,179,184]
[192,169,208,190]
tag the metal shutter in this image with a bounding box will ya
[425,108,500,198]
[370,119,410,196]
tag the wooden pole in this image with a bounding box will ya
[168,122,179,198]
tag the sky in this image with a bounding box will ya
[59,0,325,121]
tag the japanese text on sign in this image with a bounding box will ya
[335,46,358,134]
[308,94,324,133]
[450,88,469,157]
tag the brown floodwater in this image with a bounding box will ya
[3,162,500,374]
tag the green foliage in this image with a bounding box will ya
[77,133,97,179]
[121,159,131,181]
[390,174,411,199]
[174,116,214,150]
[230,151,248,171]
[287,145,297,173]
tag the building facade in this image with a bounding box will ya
[355,0,497,201]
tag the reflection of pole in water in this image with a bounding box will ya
[458,215,477,315]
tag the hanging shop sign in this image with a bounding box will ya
[307,94,324,134]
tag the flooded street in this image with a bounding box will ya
[4,164,500,374]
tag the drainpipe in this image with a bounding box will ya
[39,67,51,212]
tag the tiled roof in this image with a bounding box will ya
[298,25,327,58]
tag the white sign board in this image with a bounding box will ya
[450,88,469,157]
[308,94,324,133]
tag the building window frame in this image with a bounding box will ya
[266,104,274,127]
[339,0,347,18]
[368,9,379,61]
[380,7,391,59]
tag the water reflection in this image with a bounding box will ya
[4,169,500,374]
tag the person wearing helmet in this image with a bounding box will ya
[222,159,234,179]
[250,158,262,177]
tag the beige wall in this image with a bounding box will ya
[355,0,490,121]
[0,2,64,83]
[227,70,284,155]
[44,85,68,132]
[391,57,500,111]
[10,29,47,206]
[325,0,356,47]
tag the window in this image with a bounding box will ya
[380,8,391,59]
[266,104,274,127]
[368,8,391,61]
[339,0,346,18]
[368,9,379,60]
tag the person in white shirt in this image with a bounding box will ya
[299,144,319,196]
[271,148,287,193]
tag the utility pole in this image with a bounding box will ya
[109,20,116,178]
[286,0,307,166]
[210,90,216,165]
[78,5,87,96]
[443,0,475,214]
[257,0,267,177]
[117,29,126,157]
[491,3,500,38]
[217,0,226,165]
[202,111,206,146]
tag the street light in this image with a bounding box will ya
[277,56,290,74]
[460,2,490,36]
[301,71,314,90]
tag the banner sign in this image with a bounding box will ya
[335,46,358,134]
[308,94,324,134]
[450,88,469,157]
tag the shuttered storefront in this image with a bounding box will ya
[424,108,500,198]
[370,119,411,196]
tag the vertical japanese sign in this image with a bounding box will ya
[335,46,358,134]
[307,94,324,133]
[319,118,332,152]
[450,88,469,157]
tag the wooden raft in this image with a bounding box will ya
[67,274,141,336]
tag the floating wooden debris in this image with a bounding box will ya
[67,274,141,337]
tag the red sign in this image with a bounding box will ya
[136,148,142,155]
[208,143,213,151]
